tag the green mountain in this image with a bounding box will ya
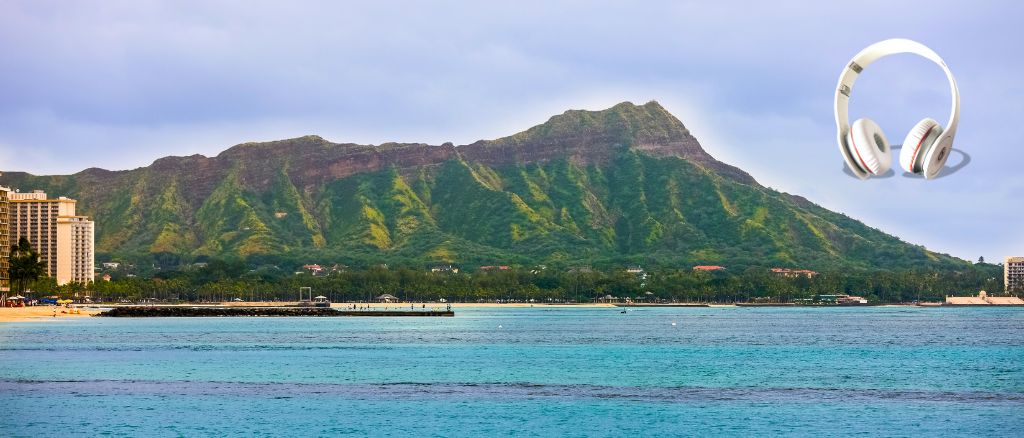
[0,101,966,270]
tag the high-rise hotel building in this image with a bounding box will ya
[9,190,95,285]
[56,216,95,285]
[1007,257,1024,293]
[0,183,10,292]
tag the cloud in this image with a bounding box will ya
[0,0,1020,261]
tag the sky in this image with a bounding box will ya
[0,0,1021,263]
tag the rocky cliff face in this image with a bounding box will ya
[0,101,964,270]
[460,102,755,185]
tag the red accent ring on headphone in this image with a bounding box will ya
[908,125,936,173]
[849,131,874,175]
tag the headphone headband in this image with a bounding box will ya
[834,38,960,142]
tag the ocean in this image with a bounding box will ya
[1,306,1022,436]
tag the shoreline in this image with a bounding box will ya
[0,302,615,323]
[0,306,101,323]
[0,301,1012,323]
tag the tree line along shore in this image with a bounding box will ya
[9,257,1008,305]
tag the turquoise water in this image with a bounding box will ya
[1,306,1022,436]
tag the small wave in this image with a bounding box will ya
[0,344,397,352]
[2,379,1021,404]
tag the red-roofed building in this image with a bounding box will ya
[693,265,726,271]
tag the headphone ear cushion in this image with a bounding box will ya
[899,118,943,174]
[848,118,892,175]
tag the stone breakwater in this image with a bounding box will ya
[98,306,454,317]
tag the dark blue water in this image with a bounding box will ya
[1,306,1022,436]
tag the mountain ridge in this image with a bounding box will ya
[0,101,966,271]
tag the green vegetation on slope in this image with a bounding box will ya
[0,101,969,273]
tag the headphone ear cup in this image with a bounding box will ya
[848,118,892,175]
[899,118,943,174]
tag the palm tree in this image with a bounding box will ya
[9,237,46,297]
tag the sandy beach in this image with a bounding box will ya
[0,306,100,323]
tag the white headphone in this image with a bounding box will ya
[834,38,960,179]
